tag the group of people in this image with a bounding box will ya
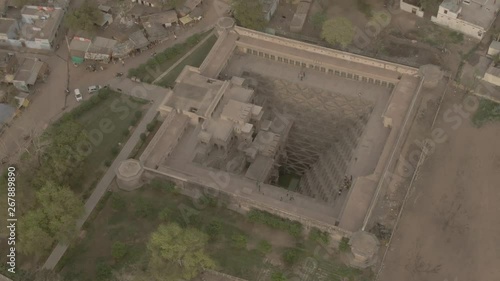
[298,71,306,81]
[338,175,353,196]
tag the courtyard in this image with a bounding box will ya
[376,88,500,281]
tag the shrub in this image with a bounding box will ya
[150,179,176,192]
[130,118,139,126]
[111,242,128,261]
[282,248,302,266]
[231,234,247,249]
[96,262,112,281]
[206,220,222,238]
[147,120,158,132]
[271,272,287,281]
[257,240,272,254]
[309,227,330,244]
[104,160,111,167]
[111,145,120,156]
[134,198,156,218]
[247,209,303,238]
[135,110,142,119]
[339,237,351,252]
[122,129,130,136]
[140,133,147,141]
[111,194,126,211]
[158,208,170,222]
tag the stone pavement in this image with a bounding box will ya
[42,84,166,270]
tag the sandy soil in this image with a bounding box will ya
[378,90,500,281]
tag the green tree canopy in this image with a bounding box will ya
[18,181,84,255]
[271,271,287,281]
[232,0,267,31]
[35,119,88,186]
[321,17,355,48]
[147,223,215,280]
[65,1,103,32]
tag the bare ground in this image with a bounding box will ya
[377,90,500,281]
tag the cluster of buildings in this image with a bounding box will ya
[400,0,500,40]
[0,4,66,50]
[0,50,48,92]
[68,0,204,64]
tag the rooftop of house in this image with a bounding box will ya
[0,17,16,34]
[204,118,234,143]
[69,36,92,52]
[402,0,422,6]
[142,21,169,40]
[220,99,253,124]
[245,154,274,182]
[13,57,44,84]
[129,30,149,48]
[87,36,117,54]
[486,63,500,77]
[440,0,500,29]
[490,40,500,50]
[20,6,63,40]
[140,10,178,24]
[184,0,202,10]
[0,50,17,73]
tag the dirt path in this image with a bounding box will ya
[377,91,500,281]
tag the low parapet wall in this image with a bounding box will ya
[234,26,419,76]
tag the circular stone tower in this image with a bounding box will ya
[348,231,380,269]
[116,159,144,191]
[216,17,235,37]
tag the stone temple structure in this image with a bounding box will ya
[112,17,439,267]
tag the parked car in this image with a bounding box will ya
[88,85,102,93]
[74,89,83,101]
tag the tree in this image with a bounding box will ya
[147,223,215,280]
[321,17,355,48]
[36,119,88,186]
[232,0,267,31]
[271,271,287,281]
[112,242,128,261]
[65,1,103,32]
[310,11,327,30]
[18,182,84,255]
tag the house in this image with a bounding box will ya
[487,40,500,57]
[12,57,48,92]
[85,36,117,62]
[94,11,113,27]
[431,0,500,39]
[290,0,312,32]
[142,21,169,42]
[132,0,163,8]
[483,62,500,86]
[129,29,149,50]
[98,4,111,13]
[0,50,18,82]
[69,36,91,64]
[140,10,178,27]
[129,4,157,19]
[399,0,424,18]
[261,0,279,21]
[0,18,21,48]
[0,0,7,17]
[20,6,65,49]
[177,0,202,16]
[0,103,15,125]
